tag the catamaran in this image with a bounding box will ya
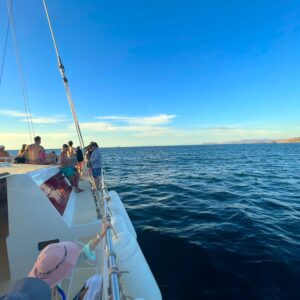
[0,1,162,299]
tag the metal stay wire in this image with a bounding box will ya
[0,0,12,87]
[42,0,103,220]
[42,1,122,298]
[42,0,85,149]
[6,0,35,143]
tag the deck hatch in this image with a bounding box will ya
[40,172,72,215]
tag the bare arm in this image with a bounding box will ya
[89,223,111,250]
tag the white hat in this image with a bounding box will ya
[0,145,4,149]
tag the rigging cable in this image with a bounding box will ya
[42,2,122,299]
[42,0,102,237]
[0,0,13,87]
[6,0,35,142]
[42,0,85,149]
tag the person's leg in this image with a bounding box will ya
[94,176,100,189]
[74,171,84,193]
[79,162,84,176]
[71,174,76,187]
[97,176,102,190]
[94,168,102,190]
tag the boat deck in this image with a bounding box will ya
[0,163,56,176]
[0,164,100,294]
[73,178,99,224]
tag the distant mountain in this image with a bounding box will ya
[221,137,300,145]
[273,137,300,143]
[224,139,273,144]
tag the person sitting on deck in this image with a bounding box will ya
[28,224,111,300]
[59,144,84,193]
[0,277,51,300]
[18,144,27,156]
[24,136,45,164]
[0,145,10,163]
[46,151,58,165]
[14,144,27,163]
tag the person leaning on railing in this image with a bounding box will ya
[88,142,103,190]
[28,224,111,300]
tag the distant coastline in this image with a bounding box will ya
[6,137,300,152]
[219,137,300,145]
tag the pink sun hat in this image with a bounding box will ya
[28,241,80,288]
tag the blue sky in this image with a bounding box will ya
[1,0,300,149]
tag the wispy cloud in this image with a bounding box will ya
[0,109,27,118]
[96,114,176,125]
[79,115,292,141]
[2,109,299,148]
[21,116,66,124]
[75,114,177,137]
[0,109,67,124]
[74,121,173,134]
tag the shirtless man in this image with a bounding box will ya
[24,136,45,164]
[0,145,10,162]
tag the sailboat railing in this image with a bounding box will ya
[99,170,121,300]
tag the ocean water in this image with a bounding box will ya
[102,144,300,300]
[8,144,300,299]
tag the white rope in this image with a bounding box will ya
[7,0,35,143]
[0,0,13,87]
[42,0,105,228]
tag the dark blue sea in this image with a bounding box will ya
[103,144,300,300]
[9,144,300,299]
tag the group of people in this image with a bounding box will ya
[13,136,56,165]
[59,140,103,192]
[0,136,103,192]
[0,137,106,300]
[0,223,111,300]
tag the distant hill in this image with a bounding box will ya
[222,137,300,144]
[273,137,300,143]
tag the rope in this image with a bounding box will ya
[0,0,13,88]
[42,0,98,199]
[42,2,124,298]
[42,0,85,149]
[7,0,35,142]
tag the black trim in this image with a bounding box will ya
[38,239,60,251]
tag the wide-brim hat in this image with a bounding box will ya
[90,142,98,147]
[28,241,80,288]
[0,277,51,300]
